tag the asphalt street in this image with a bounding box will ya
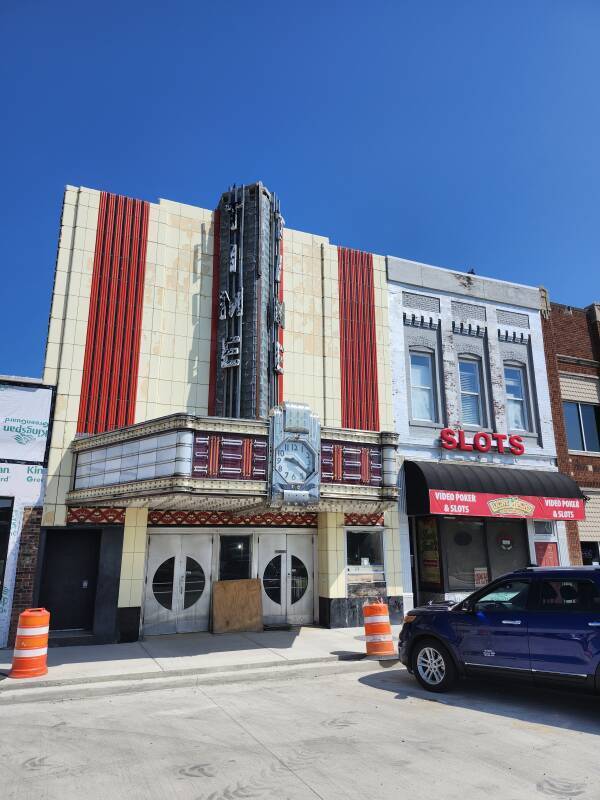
[0,664,598,800]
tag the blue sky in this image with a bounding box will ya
[1,1,599,377]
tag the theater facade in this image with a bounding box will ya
[29,183,401,644]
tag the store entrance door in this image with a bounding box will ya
[258,533,314,626]
[39,529,100,631]
[143,533,213,635]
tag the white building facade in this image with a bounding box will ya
[388,258,583,609]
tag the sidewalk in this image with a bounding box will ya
[0,625,402,693]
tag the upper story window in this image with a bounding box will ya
[504,364,530,431]
[563,401,600,453]
[459,357,483,427]
[410,350,437,422]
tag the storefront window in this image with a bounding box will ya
[485,520,529,577]
[433,516,529,594]
[219,535,251,581]
[439,518,487,593]
[346,530,386,599]
[416,517,442,591]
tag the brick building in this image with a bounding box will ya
[541,295,600,563]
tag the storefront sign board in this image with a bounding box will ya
[429,489,585,521]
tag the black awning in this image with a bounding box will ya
[404,460,584,516]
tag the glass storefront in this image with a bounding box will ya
[415,515,530,597]
[346,529,386,599]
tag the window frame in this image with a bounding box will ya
[408,347,439,425]
[458,354,486,429]
[563,400,600,453]
[344,527,387,599]
[503,361,532,433]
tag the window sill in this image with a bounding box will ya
[409,420,443,430]
[567,449,600,457]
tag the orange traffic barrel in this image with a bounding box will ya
[9,608,50,679]
[363,602,396,660]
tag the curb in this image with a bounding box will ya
[0,657,399,706]
[0,652,366,691]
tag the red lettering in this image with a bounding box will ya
[440,428,458,450]
[473,432,492,452]
[458,430,473,451]
[509,435,525,456]
[492,433,507,453]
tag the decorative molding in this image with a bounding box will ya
[344,513,385,526]
[497,329,530,344]
[338,247,380,431]
[72,414,268,451]
[452,321,485,338]
[148,510,318,527]
[403,312,439,330]
[77,192,149,434]
[67,507,126,525]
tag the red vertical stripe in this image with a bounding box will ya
[337,247,380,431]
[208,209,220,416]
[278,231,284,402]
[77,191,149,434]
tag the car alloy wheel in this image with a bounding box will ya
[416,646,446,686]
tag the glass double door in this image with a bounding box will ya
[143,533,212,635]
[258,533,314,626]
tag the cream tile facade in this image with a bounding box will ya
[43,186,100,528]
[42,185,401,616]
[118,508,149,607]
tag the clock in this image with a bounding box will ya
[275,439,316,485]
[270,402,321,506]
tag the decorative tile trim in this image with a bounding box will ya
[497,309,529,329]
[67,507,126,525]
[403,291,440,314]
[344,513,385,526]
[451,301,486,322]
[148,510,318,527]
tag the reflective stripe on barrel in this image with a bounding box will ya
[363,602,396,660]
[9,608,50,679]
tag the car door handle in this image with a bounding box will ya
[588,622,600,627]
[501,620,522,625]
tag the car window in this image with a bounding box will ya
[474,580,530,612]
[535,580,595,612]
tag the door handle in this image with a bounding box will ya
[588,622,600,627]
[501,620,522,625]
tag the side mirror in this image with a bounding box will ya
[461,600,475,613]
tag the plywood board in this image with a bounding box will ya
[212,579,263,634]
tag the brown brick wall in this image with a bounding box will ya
[549,304,600,363]
[542,302,600,563]
[7,506,43,647]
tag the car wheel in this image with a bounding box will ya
[411,638,457,693]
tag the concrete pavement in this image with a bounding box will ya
[0,659,597,800]
[0,625,401,693]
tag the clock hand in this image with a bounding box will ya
[288,455,308,473]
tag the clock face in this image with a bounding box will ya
[275,439,315,485]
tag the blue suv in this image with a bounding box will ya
[399,567,600,693]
